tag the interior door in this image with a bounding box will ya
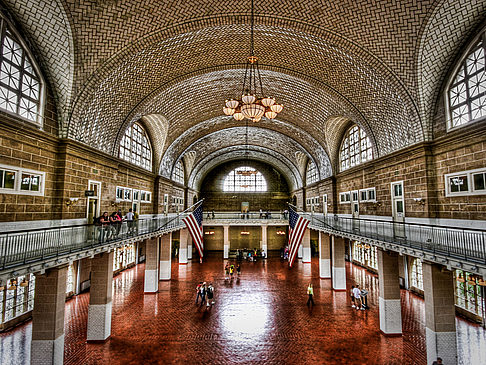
[351,190,359,231]
[391,181,405,238]
[86,181,101,223]
[322,194,328,216]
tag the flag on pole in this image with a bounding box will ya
[288,207,309,268]
[182,204,204,260]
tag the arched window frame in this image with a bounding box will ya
[411,258,423,290]
[0,14,45,126]
[339,124,373,172]
[306,161,318,185]
[172,160,184,185]
[222,166,267,192]
[446,30,486,130]
[119,122,153,171]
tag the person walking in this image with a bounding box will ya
[206,283,214,306]
[307,283,315,307]
[199,282,207,306]
[236,263,241,276]
[195,282,203,304]
[353,284,364,310]
[350,285,356,308]
[224,263,230,280]
[229,264,234,280]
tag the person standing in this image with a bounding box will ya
[350,285,356,308]
[229,264,234,280]
[206,283,214,306]
[224,263,230,280]
[195,282,203,304]
[307,283,315,307]
[199,282,207,306]
[432,358,443,365]
[125,208,135,235]
[236,263,241,276]
[353,284,364,310]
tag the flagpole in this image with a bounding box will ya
[159,198,205,229]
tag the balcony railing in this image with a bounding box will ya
[203,211,287,220]
[303,213,486,265]
[0,215,185,272]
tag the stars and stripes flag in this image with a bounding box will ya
[288,207,309,268]
[182,204,204,259]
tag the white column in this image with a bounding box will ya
[319,232,331,278]
[377,249,402,335]
[159,233,172,280]
[302,228,311,263]
[144,237,159,293]
[332,235,346,290]
[179,228,188,264]
[261,224,268,254]
[187,235,192,260]
[298,244,303,259]
[223,225,230,259]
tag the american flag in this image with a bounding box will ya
[288,207,309,268]
[182,205,204,260]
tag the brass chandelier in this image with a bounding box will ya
[222,0,283,122]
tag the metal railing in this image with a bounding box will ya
[203,211,287,220]
[0,215,185,271]
[303,213,486,265]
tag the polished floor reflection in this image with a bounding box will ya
[1,254,486,364]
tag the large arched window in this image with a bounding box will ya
[119,123,152,171]
[306,161,318,185]
[223,166,267,192]
[0,16,44,124]
[411,258,423,290]
[172,161,184,184]
[339,125,373,172]
[447,32,486,129]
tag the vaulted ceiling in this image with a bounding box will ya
[6,0,486,190]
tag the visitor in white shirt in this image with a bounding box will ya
[353,284,364,310]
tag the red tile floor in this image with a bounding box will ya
[1,254,486,364]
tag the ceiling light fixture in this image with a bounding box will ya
[223,0,283,122]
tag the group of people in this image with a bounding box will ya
[95,208,138,241]
[235,248,265,262]
[195,282,215,307]
[224,263,241,280]
[350,284,369,310]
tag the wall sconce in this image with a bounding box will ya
[240,231,250,235]
[204,231,215,235]
[372,201,382,208]
[413,197,426,205]
[111,201,118,207]
[276,230,286,235]
[65,197,79,206]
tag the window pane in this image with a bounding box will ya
[3,170,15,189]
[473,173,485,191]
[450,175,468,193]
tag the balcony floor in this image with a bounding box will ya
[1,254,485,364]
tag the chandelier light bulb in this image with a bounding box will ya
[261,97,275,107]
[241,103,265,119]
[252,116,262,122]
[270,103,283,113]
[233,112,245,121]
[223,107,235,116]
[242,94,256,104]
[265,110,277,119]
[225,99,239,109]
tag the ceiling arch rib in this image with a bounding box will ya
[159,116,332,182]
[68,23,422,160]
[187,146,302,192]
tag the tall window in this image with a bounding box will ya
[173,161,184,184]
[0,17,43,124]
[339,125,373,171]
[448,33,486,129]
[306,161,318,185]
[119,123,152,171]
[223,166,267,192]
[411,258,423,290]
[455,270,484,316]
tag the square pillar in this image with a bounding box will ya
[87,251,114,342]
[31,266,68,365]
[423,262,458,365]
[144,237,159,293]
[261,225,268,254]
[223,225,230,259]
[179,228,188,264]
[187,235,192,260]
[302,228,311,263]
[332,235,346,290]
[377,249,402,335]
[159,233,172,280]
[319,232,331,278]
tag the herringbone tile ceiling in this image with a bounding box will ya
[6,0,486,184]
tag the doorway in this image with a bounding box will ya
[391,181,405,238]
[322,194,328,216]
[86,180,101,224]
[351,190,359,231]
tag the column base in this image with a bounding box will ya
[426,328,457,365]
[179,247,188,264]
[159,260,171,280]
[31,334,64,365]
[187,244,192,260]
[302,247,311,263]
[144,269,158,292]
[332,266,346,290]
[379,297,402,335]
[319,258,331,278]
[87,302,112,342]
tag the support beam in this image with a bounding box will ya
[423,262,458,365]
[31,266,68,365]
[319,232,331,278]
[159,233,172,280]
[302,228,311,263]
[87,251,114,342]
[144,237,159,293]
[332,235,346,290]
[223,225,229,259]
[179,228,188,264]
[377,249,402,335]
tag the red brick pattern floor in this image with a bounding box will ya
[1,255,486,364]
